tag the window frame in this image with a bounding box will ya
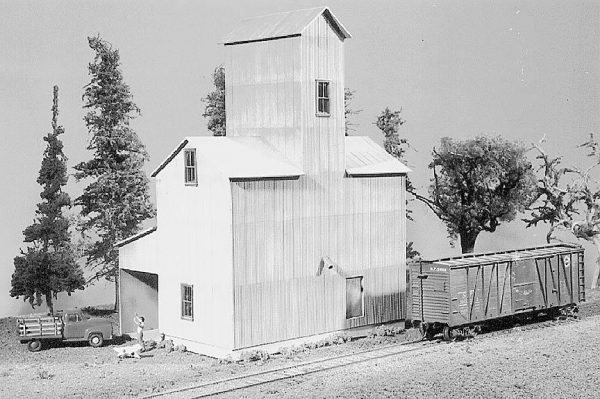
[184,148,197,186]
[345,276,364,319]
[315,80,331,117]
[181,283,194,321]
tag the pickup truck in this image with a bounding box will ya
[17,309,113,352]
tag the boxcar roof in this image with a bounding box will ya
[424,243,581,268]
[345,136,411,176]
[151,136,304,180]
[221,6,351,45]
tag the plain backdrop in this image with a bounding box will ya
[1,0,598,317]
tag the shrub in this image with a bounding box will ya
[239,349,270,363]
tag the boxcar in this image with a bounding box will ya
[409,243,585,340]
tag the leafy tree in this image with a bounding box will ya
[375,107,420,259]
[202,65,226,136]
[10,86,85,314]
[344,88,362,136]
[525,135,600,288]
[74,36,155,309]
[415,136,536,253]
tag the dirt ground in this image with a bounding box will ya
[2,290,600,399]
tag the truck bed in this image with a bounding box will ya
[18,315,63,340]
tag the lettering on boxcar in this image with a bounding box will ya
[563,256,570,268]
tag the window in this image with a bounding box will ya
[316,80,330,116]
[346,276,364,319]
[184,149,197,185]
[67,314,80,323]
[181,284,194,320]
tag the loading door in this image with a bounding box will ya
[512,259,537,312]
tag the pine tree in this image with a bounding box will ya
[375,107,420,259]
[10,86,85,314]
[202,65,226,136]
[74,36,155,309]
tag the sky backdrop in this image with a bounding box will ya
[1,0,599,317]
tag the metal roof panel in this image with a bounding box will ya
[221,7,351,45]
[345,136,411,176]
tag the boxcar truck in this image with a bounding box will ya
[410,243,585,341]
[17,309,113,352]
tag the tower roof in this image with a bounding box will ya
[221,6,351,45]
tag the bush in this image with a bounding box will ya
[367,325,403,339]
[239,349,270,363]
[278,333,351,358]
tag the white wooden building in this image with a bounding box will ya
[117,7,410,358]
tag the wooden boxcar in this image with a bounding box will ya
[409,244,585,340]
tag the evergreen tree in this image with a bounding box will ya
[10,86,85,314]
[74,36,155,308]
[375,107,420,259]
[202,65,226,136]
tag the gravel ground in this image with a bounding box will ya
[1,291,599,398]
[217,315,600,399]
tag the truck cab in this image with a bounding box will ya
[60,310,113,346]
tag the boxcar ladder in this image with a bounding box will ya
[578,251,586,302]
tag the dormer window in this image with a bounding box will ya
[184,149,197,185]
[316,80,330,116]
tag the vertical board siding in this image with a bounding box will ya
[231,176,406,348]
[227,14,406,349]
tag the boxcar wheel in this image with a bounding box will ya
[88,333,104,348]
[27,340,42,352]
[442,326,457,342]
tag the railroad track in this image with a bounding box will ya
[141,316,580,399]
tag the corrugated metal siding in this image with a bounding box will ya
[231,176,406,349]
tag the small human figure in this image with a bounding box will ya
[134,313,145,352]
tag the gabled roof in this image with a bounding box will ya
[345,136,411,177]
[221,6,351,45]
[151,136,304,180]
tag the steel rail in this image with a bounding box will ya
[142,316,581,399]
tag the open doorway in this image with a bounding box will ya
[119,269,158,335]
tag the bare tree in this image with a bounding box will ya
[525,134,600,287]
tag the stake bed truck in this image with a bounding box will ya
[17,309,113,352]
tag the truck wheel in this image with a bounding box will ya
[27,340,42,352]
[89,333,104,348]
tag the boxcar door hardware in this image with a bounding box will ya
[416,274,428,279]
